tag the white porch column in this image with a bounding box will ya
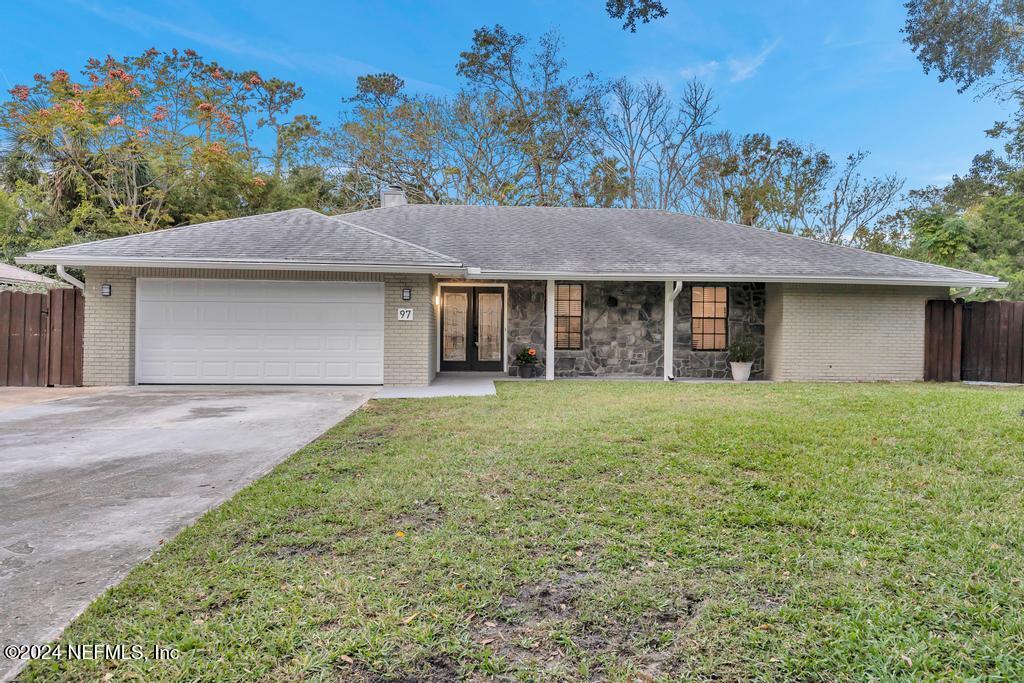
[664,281,682,381]
[664,281,674,381]
[545,279,556,380]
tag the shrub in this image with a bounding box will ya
[728,333,756,362]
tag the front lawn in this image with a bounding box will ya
[22,382,1024,681]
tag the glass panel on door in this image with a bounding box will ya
[477,292,502,362]
[442,291,468,361]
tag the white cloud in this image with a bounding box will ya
[676,38,782,85]
[679,60,720,81]
[727,38,782,82]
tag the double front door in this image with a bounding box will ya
[440,287,504,371]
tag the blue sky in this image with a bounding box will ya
[2,0,1007,189]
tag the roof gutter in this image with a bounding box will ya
[14,257,1006,289]
[465,269,1008,289]
[16,255,467,276]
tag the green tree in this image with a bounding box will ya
[456,26,601,205]
[904,0,1024,97]
[605,0,668,32]
[2,51,244,229]
[909,207,972,265]
[1,48,326,258]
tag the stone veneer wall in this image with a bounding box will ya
[507,280,548,367]
[672,283,765,379]
[81,268,435,386]
[553,281,667,378]
[505,280,766,379]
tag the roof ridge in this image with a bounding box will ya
[331,215,464,265]
[358,204,668,211]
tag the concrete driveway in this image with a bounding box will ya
[0,385,376,681]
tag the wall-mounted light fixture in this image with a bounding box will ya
[100,283,112,297]
[402,287,412,301]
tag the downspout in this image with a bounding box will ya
[951,286,977,300]
[664,281,683,381]
[56,265,84,289]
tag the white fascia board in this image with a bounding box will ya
[466,269,1007,288]
[15,255,467,276]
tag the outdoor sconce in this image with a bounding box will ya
[100,284,112,297]
[402,288,412,301]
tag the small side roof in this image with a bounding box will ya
[0,262,58,286]
[17,208,463,272]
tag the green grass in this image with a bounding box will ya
[21,382,1024,682]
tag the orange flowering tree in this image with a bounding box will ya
[1,49,315,231]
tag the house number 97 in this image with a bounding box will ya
[397,308,414,321]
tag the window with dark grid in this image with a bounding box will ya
[555,284,583,350]
[692,286,727,351]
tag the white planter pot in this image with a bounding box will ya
[730,361,753,383]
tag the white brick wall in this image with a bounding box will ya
[81,268,435,386]
[764,283,949,381]
[82,268,137,387]
[383,274,435,386]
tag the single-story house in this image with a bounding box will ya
[18,189,1004,386]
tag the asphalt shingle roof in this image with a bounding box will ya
[25,208,460,267]
[0,262,57,285]
[20,204,1003,287]
[339,205,1001,286]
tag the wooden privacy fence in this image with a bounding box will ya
[0,288,84,387]
[925,299,1024,383]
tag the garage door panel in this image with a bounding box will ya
[200,361,230,379]
[231,303,262,324]
[356,362,383,379]
[356,334,383,351]
[136,279,384,384]
[233,362,260,379]
[201,335,230,351]
[324,362,353,380]
[326,335,353,351]
[200,303,232,323]
[294,335,322,351]
[263,362,290,379]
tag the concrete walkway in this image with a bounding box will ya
[376,372,504,398]
[0,385,375,682]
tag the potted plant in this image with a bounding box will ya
[513,347,540,378]
[727,334,756,382]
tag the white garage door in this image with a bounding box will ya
[136,279,384,384]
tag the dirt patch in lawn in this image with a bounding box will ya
[390,499,445,533]
[335,654,462,682]
[266,542,333,560]
[500,570,590,621]
[476,568,701,678]
[349,424,398,452]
